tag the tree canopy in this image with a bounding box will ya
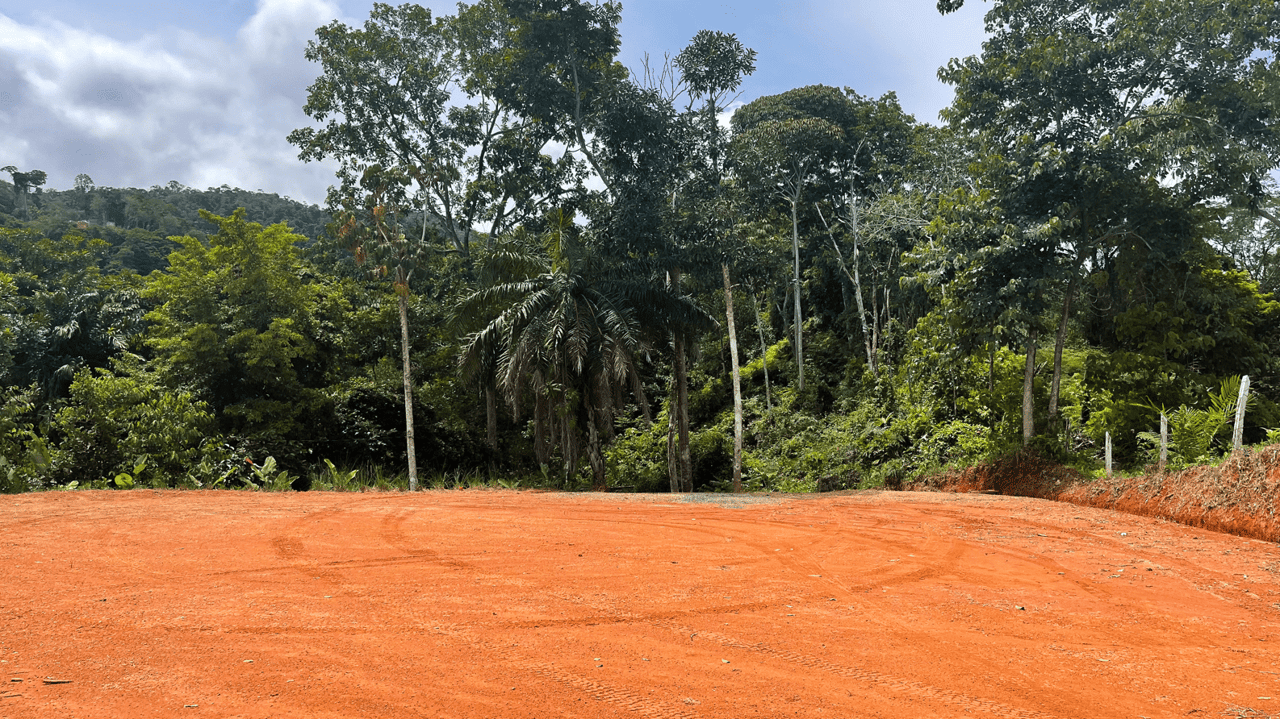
[2,0,1277,494]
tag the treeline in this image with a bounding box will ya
[1,0,1278,494]
[0,176,330,274]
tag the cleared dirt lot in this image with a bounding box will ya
[2,489,1278,718]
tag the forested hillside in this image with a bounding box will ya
[1,0,1277,493]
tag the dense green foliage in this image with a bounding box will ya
[2,0,1277,493]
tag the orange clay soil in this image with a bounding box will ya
[914,445,1280,543]
[2,489,1279,719]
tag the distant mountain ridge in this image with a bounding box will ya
[0,178,332,274]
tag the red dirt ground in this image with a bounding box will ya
[3,489,1279,719]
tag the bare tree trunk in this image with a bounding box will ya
[791,199,804,393]
[397,283,418,491]
[534,394,550,466]
[848,192,875,375]
[988,326,997,394]
[879,286,890,370]
[668,268,693,493]
[675,333,692,492]
[667,399,679,493]
[485,385,498,452]
[988,338,997,434]
[586,415,606,491]
[820,198,874,376]
[1022,329,1037,447]
[1048,275,1077,420]
[751,287,773,411]
[723,264,744,493]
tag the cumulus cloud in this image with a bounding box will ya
[0,0,343,204]
[0,0,991,206]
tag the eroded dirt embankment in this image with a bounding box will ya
[911,443,1280,542]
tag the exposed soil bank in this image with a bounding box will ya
[910,443,1280,542]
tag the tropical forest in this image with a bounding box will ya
[1,0,1278,495]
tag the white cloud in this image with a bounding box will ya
[0,0,993,206]
[0,0,342,205]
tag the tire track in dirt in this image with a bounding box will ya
[312,496,1186,719]
[470,514,1057,719]
[478,509,1062,719]
[219,503,474,580]
[651,621,1065,719]
[518,660,696,719]
[373,506,700,719]
[377,507,475,571]
[269,507,350,585]
[463,507,976,642]
[498,580,1066,719]
[562,508,962,595]
[926,503,1280,614]
[862,505,1133,605]
[0,501,166,534]
[432,630,698,719]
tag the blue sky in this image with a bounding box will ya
[0,0,989,206]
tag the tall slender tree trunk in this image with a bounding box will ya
[988,336,997,435]
[791,198,804,393]
[675,333,692,492]
[847,190,876,376]
[988,327,997,394]
[723,263,744,493]
[1022,329,1038,447]
[667,268,693,493]
[586,415,606,491]
[397,280,418,491]
[485,385,498,452]
[751,288,773,411]
[667,401,679,493]
[1048,275,1077,421]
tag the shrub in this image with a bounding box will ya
[48,363,224,487]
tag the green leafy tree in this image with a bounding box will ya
[813,92,921,378]
[290,2,578,261]
[486,0,626,197]
[49,361,222,488]
[670,30,757,491]
[731,85,917,392]
[938,0,1280,437]
[143,209,345,468]
[0,228,143,403]
[1,167,47,221]
[730,92,846,393]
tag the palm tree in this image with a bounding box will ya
[457,227,713,490]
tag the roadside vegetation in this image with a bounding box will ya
[1,0,1278,495]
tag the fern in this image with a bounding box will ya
[1135,376,1245,466]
